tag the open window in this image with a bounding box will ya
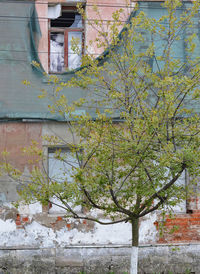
[48,6,84,73]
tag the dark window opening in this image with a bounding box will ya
[51,12,82,28]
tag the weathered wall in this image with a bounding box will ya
[0,121,198,248]
[0,244,199,273]
[0,122,42,171]
[0,121,158,248]
[0,202,158,246]
[155,211,200,244]
[0,122,42,202]
[0,1,200,267]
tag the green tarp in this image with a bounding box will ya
[0,1,200,121]
[0,0,86,121]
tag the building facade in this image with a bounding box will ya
[0,0,200,273]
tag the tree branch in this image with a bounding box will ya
[139,164,186,214]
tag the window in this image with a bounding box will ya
[48,147,79,183]
[48,147,81,213]
[49,6,84,73]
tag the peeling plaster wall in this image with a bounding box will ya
[0,121,197,248]
[0,203,157,248]
[0,121,200,272]
[0,122,159,249]
[0,121,199,273]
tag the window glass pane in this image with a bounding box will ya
[48,148,79,183]
[68,32,82,70]
[50,32,65,72]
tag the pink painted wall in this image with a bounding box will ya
[86,0,133,55]
[36,0,49,72]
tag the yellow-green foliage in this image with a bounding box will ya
[4,0,200,243]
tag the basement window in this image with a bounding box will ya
[48,6,84,73]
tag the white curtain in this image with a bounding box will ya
[68,32,82,69]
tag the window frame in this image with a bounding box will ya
[48,6,84,73]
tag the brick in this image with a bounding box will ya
[15,220,21,226]
[22,217,29,222]
[57,216,62,222]
[157,212,200,243]
[191,213,200,218]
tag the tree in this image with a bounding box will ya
[3,1,200,273]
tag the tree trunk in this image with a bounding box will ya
[130,218,139,274]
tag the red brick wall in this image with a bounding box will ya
[155,210,200,243]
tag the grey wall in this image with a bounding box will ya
[0,244,199,274]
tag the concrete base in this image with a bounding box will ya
[0,244,199,273]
